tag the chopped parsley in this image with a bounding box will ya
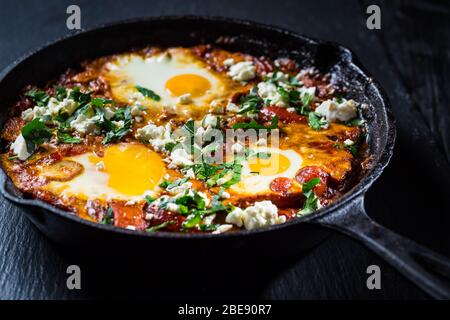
[102,207,114,225]
[233,115,279,130]
[101,107,133,144]
[57,130,81,144]
[144,195,156,204]
[345,133,366,156]
[163,141,177,152]
[135,85,161,101]
[189,162,221,180]
[146,221,174,233]
[54,86,68,101]
[307,112,328,130]
[237,88,263,114]
[21,118,52,153]
[199,224,218,232]
[276,86,301,105]
[345,118,365,127]
[299,178,321,215]
[91,97,114,107]
[166,177,190,190]
[68,87,91,107]
[159,180,171,188]
[182,119,196,135]
[25,89,50,107]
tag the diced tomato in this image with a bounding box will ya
[110,200,148,230]
[295,166,329,196]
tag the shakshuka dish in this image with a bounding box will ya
[0,46,368,234]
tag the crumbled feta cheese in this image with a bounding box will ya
[145,213,155,221]
[220,191,231,199]
[169,148,193,168]
[70,114,100,135]
[197,191,210,206]
[167,181,192,196]
[21,97,78,122]
[216,177,228,186]
[223,58,235,67]
[135,122,174,151]
[112,120,125,129]
[126,225,136,230]
[257,81,286,107]
[58,98,78,115]
[130,91,145,103]
[212,224,233,234]
[130,104,144,117]
[125,200,136,206]
[225,201,286,230]
[166,202,180,213]
[10,134,31,160]
[96,161,105,171]
[202,114,217,128]
[209,99,225,114]
[344,139,354,146]
[315,99,358,122]
[177,93,192,105]
[202,214,216,226]
[267,71,290,83]
[104,107,115,120]
[225,207,245,227]
[286,107,296,113]
[226,102,240,113]
[184,168,196,179]
[228,61,256,81]
[298,86,316,98]
[21,106,46,121]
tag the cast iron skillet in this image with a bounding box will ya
[0,16,449,299]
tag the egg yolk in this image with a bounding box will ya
[90,143,165,196]
[165,74,211,98]
[248,153,291,176]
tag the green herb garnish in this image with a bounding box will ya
[233,115,279,130]
[299,178,321,215]
[102,207,114,225]
[57,131,81,144]
[25,89,50,106]
[144,195,156,204]
[136,85,161,101]
[146,221,174,233]
[54,86,68,101]
[166,177,190,190]
[237,88,263,114]
[102,107,132,144]
[21,118,52,154]
[164,142,177,152]
[307,112,328,130]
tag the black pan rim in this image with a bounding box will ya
[0,15,396,240]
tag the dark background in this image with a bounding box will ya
[0,0,449,299]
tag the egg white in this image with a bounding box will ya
[42,144,165,201]
[229,147,303,196]
[105,50,226,113]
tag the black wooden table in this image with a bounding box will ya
[0,0,449,299]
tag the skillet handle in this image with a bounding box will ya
[310,194,450,299]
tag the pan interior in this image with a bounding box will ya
[0,17,395,236]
